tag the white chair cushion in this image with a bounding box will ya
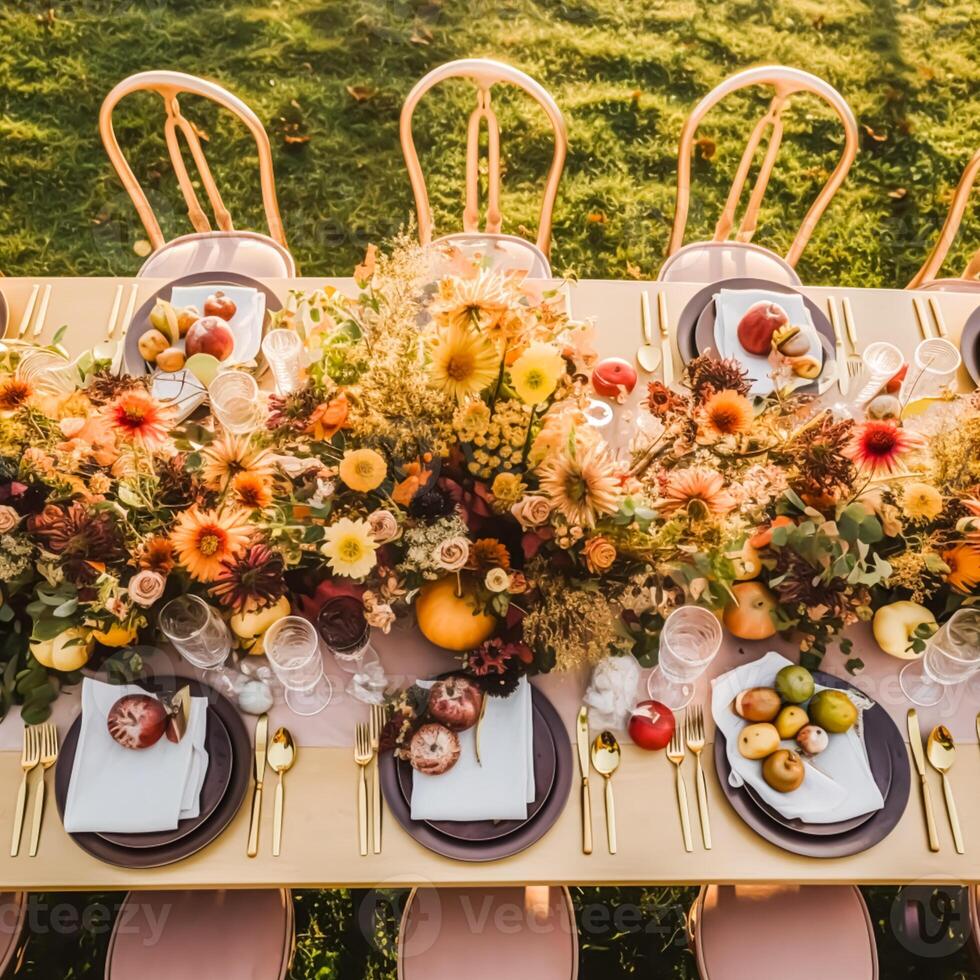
[138,231,296,279]
[658,241,801,285]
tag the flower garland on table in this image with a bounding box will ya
[0,234,976,721]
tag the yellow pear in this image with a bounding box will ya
[872,601,937,659]
[30,627,95,673]
[230,595,292,655]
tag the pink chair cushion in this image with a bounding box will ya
[695,885,876,980]
[657,241,801,285]
[0,893,26,976]
[918,278,980,294]
[434,233,552,279]
[106,889,292,980]
[399,886,577,979]
[138,231,296,279]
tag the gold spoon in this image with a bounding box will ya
[267,727,297,857]
[927,725,964,854]
[591,731,621,854]
[637,292,662,374]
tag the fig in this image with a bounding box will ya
[771,324,809,357]
[762,748,805,792]
[427,675,483,732]
[733,687,781,722]
[185,316,235,361]
[409,723,460,775]
[155,347,187,373]
[737,301,789,355]
[796,724,829,757]
[788,355,821,379]
[738,722,781,760]
[204,290,237,321]
[138,328,169,365]
[107,694,168,750]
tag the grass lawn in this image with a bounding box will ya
[1,0,979,976]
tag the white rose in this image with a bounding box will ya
[368,509,401,544]
[433,536,469,573]
[128,569,166,607]
[484,568,511,593]
[0,506,20,534]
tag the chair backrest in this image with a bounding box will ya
[400,59,568,259]
[99,70,287,253]
[669,65,858,267]
[908,148,980,288]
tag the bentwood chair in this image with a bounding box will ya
[397,886,578,978]
[660,66,859,285]
[105,889,294,979]
[907,148,980,293]
[99,70,295,278]
[400,59,568,278]
[689,885,878,979]
[0,893,27,977]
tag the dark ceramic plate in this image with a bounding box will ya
[380,685,572,862]
[0,290,7,338]
[395,699,557,842]
[960,303,980,387]
[714,671,910,857]
[55,678,250,868]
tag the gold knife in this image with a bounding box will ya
[657,291,674,387]
[576,707,593,855]
[827,298,848,396]
[907,709,939,852]
[927,296,948,338]
[247,713,269,858]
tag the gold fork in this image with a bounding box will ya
[685,705,711,850]
[666,724,693,853]
[11,725,40,856]
[369,704,385,854]
[354,723,371,857]
[841,297,863,378]
[29,722,58,857]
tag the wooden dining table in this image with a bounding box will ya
[0,274,978,892]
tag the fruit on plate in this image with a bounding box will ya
[723,581,778,640]
[787,354,821,379]
[409,723,461,775]
[427,675,484,732]
[628,700,676,750]
[204,290,237,321]
[591,357,637,397]
[762,748,805,792]
[775,664,815,704]
[796,724,829,757]
[734,687,781,722]
[155,347,187,373]
[737,301,788,355]
[415,575,497,652]
[185,315,235,361]
[771,324,810,357]
[808,689,858,734]
[138,328,170,364]
[106,694,168,750]
[872,600,937,659]
[775,705,809,740]
[186,353,221,386]
[29,626,95,672]
[230,595,291,655]
[176,305,200,336]
[738,722,781,760]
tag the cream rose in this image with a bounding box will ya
[583,535,616,574]
[0,505,20,534]
[128,569,167,607]
[484,568,511,593]
[433,536,469,573]
[511,495,553,529]
[368,509,401,544]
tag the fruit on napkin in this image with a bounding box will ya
[808,689,857,734]
[409,723,460,775]
[736,301,788,355]
[106,694,168,750]
[138,328,169,365]
[775,664,815,703]
[775,705,809,740]
[427,676,483,732]
[738,722,780,760]
[872,600,936,659]
[771,324,809,357]
[796,724,829,757]
[185,315,235,361]
[204,290,237,321]
[628,700,676,750]
[763,748,805,792]
[734,687,781,722]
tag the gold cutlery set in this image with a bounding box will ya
[907,709,963,854]
[15,284,52,341]
[577,708,622,854]
[912,294,948,339]
[827,296,861,396]
[638,291,673,385]
[354,704,386,857]
[667,705,711,852]
[247,714,296,858]
[11,722,59,857]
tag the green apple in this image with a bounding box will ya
[775,664,814,704]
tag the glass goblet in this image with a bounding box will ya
[264,615,333,716]
[647,605,723,710]
[900,608,980,707]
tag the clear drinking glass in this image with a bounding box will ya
[264,615,332,715]
[900,338,962,402]
[159,595,232,670]
[900,608,980,707]
[261,329,304,395]
[209,371,264,433]
[316,596,386,703]
[647,605,723,709]
[855,341,904,405]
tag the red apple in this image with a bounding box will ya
[591,357,638,397]
[737,301,788,355]
[203,290,237,321]
[185,315,235,361]
[107,694,168,750]
[427,675,484,732]
[885,363,908,394]
[628,699,676,751]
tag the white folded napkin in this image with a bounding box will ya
[410,677,535,822]
[64,678,209,834]
[714,288,821,396]
[711,651,884,824]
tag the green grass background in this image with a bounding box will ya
[2,0,980,975]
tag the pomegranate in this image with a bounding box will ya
[427,675,484,732]
[409,723,460,775]
[106,694,168,750]
[203,290,237,321]
[736,301,789,355]
[628,699,676,751]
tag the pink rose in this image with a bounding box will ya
[0,505,20,534]
[433,536,469,572]
[368,509,400,544]
[128,570,166,607]
[511,495,553,529]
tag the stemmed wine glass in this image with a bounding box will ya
[158,594,238,695]
[317,596,386,703]
[264,615,333,716]
[900,608,980,707]
[647,605,723,710]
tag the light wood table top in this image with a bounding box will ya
[0,275,977,890]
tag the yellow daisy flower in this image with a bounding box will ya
[322,517,379,579]
[901,482,943,521]
[509,342,565,405]
[339,448,387,492]
[427,323,500,404]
